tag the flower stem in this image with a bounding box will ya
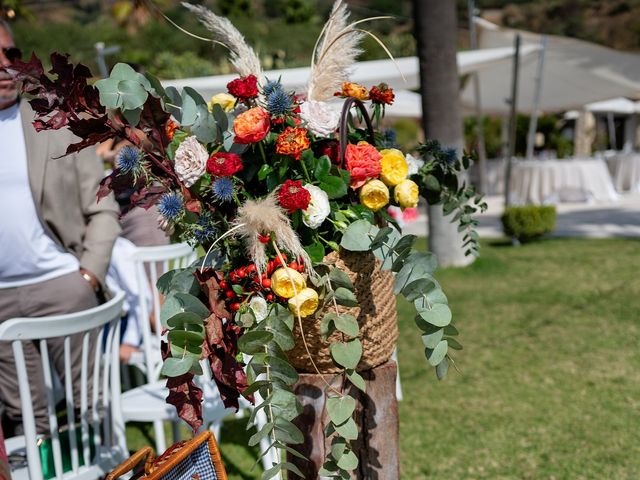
[300,157,312,184]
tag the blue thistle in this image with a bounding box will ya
[116,146,143,174]
[262,78,283,98]
[211,177,235,203]
[381,129,398,149]
[194,214,217,243]
[266,89,292,116]
[441,147,458,165]
[157,192,183,221]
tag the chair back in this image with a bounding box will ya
[129,243,197,382]
[0,291,126,480]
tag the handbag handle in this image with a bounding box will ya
[106,446,155,480]
[338,97,376,168]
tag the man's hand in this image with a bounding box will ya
[79,267,99,291]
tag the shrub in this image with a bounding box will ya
[501,205,557,242]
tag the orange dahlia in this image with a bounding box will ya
[275,126,310,160]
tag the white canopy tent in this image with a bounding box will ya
[162,45,540,113]
[585,97,640,114]
[460,19,640,115]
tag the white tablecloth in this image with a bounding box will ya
[509,158,619,205]
[605,153,640,192]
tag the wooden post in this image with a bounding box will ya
[288,360,399,479]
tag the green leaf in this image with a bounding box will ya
[340,220,378,251]
[446,337,463,350]
[166,269,200,295]
[122,107,142,126]
[166,312,204,332]
[444,324,459,336]
[402,278,437,302]
[94,78,121,109]
[211,103,229,132]
[180,89,198,125]
[270,389,301,421]
[238,330,273,354]
[421,325,444,348]
[320,312,338,340]
[304,241,325,263]
[346,369,366,391]
[183,86,207,106]
[144,72,166,98]
[232,284,244,295]
[416,303,452,328]
[327,396,356,425]
[414,289,448,311]
[426,340,448,366]
[263,312,295,351]
[336,450,359,471]
[266,356,299,385]
[334,417,358,440]
[314,155,331,180]
[168,329,203,348]
[334,287,357,307]
[160,294,182,328]
[118,79,149,110]
[393,252,438,294]
[109,62,139,81]
[329,268,353,290]
[258,164,273,181]
[273,418,304,444]
[191,105,217,144]
[174,292,210,317]
[370,226,393,250]
[334,314,359,337]
[424,174,441,192]
[330,438,348,461]
[436,356,449,379]
[330,339,362,370]
[248,422,273,447]
[320,176,348,199]
[160,356,193,377]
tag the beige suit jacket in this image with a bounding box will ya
[19,100,121,284]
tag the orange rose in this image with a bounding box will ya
[233,107,271,144]
[335,82,369,101]
[276,127,310,160]
[165,120,178,141]
[345,141,382,189]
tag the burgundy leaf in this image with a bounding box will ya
[165,373,204,432]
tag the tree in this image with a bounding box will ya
[412,0,473,267]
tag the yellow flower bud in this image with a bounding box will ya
[270,267,306,299]
[288,288,320,318]
[394,179,419,209]
[208,93,236,113]
[379,148,409,186]
[359,179,390,212]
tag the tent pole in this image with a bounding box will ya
[468,1,488,195]
[526,36,547,160]
[504,34,521,207]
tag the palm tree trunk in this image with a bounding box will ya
[413,0,473,267]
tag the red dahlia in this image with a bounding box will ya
[277,179,311,214]
[206,152,244,177]
[369,83,395,105]
[227,75,259,100]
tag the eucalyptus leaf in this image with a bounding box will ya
[334,314,359,337]
[273,418,304,444]
[416,303,452,328]
[329,268,353,290]
[421,328,444,349]
[436,356,449,379]
[238,330,274,354]
[426,340,448,366]
[118,79,148,110]
[402,278,437,302]
[340,220,378,251]
[334,287,357,307]
[94,78,120,109]
[160,294,182,328]
[330,339,362,370]
[446,337,463,350]
[173,292,210,317]
[248,422,273,447]
[327,396,356,425]
[333,417,358,440]
[336,450,359,471]
[346,369,366,391]
[122,107,142,126]
[166,312,204,332]
[160,356,193,377]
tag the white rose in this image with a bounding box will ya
[249,296,268,322]
[302,184,331,229]
[405,153,424,176]
[299,101,340,137]
[174,136,208,187]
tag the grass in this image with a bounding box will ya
[126,237,640,479]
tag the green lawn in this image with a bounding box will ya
[127,238,640,479]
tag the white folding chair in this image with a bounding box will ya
[0,291,126,480]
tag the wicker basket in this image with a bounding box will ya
[287,250,398,373]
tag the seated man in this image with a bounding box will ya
[0,19,121,435]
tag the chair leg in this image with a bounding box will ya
[171,420,181,443]
[152,420,166,453]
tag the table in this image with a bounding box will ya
[509,158,619,205]
[605,153,640,192]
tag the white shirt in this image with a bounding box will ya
[0,103,79,288]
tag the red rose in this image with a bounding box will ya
[206,152,243,177]
[233,107,271,144]
[277,179,311,214]
[227,75,259,100]
[314,139,340,164]
[345,141,382,189]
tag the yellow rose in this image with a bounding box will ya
[359,179,390,212]
[394,179,419,209]
[379,148,409,186]
[208,93,236,112]
[288,288,320,318]
[271,267,306,299]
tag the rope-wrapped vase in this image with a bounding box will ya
[287,250,398,373]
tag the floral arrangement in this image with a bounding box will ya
[7,1,485,478]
